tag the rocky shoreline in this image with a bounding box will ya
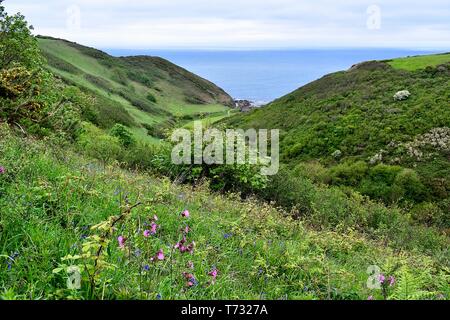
[234,99,266,112]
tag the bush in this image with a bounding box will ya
[110,123,136,148]
[78,123,123,165]
[410,202,445,227]
[146,92,157,103]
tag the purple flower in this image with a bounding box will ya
[182,272,198,287]
[150,223,158,235]
[388,275,396,286]
[378,274,385,284]
[156,293,162,300]
[0,166,5,174]
[156,249,165,261]
[118,236,126,248]
[143,265,150,271]
[143,230,151,238]
[224,233,233,239]
[208,267,219,284]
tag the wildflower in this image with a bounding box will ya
[224,233,233,239]
[143,265,150,271]
[150,223,158,235]
[6,252,19,271]
[368,295,374,300]
[153,215,158,221]
[156,293,162,300]
[388,276,395,286]
[0,166,5,174]
[118,236,126,248]
[181,210,190,218]
[143,230,151,238]
[186,261,194,269]
[208,267,218,284]
[184,225,190,234]
[378,274,385,284]
[182,272,198,287]
[156,249,165,261]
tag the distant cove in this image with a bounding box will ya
[105,48,437,103]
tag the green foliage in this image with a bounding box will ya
[0,127,448,300]
[146,92,157,103]
[0,3,43,71]
[78,123,123,164]
[110,123,136,148]
[224,59,450,209]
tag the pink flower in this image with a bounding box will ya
[209,269,218,279]
[388,276,396,286]
[150,223,158,234]
[143,230,151,238]
[208,268,218,284]
[378,274,385,284]
[0,166,5,174]
[181,210,190,218]
[156,249,165,260]
[117,236,126,248]
[184,226,190,234]
[153,215,158,221]
[368,295,374,300]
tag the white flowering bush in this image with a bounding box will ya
[393,90,411,101]
[404,127,450,161]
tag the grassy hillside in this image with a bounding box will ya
[388,53,450,71]
[223,54,450,211]
[1,124,448,300]
[37,36,233,142]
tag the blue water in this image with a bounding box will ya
[105,49,438,103]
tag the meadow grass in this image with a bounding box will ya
[388,53,450,71]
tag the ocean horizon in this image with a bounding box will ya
[105,48,440,103]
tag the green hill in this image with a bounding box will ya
[37,36,234,142]
[223,54,450,210]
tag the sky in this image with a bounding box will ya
[5,0,450,50]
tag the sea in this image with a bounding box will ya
[105,48,439,104]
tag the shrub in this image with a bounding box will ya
[78,123,123,165]
[410,202,445,227]
[146,92,157,103]
[110,123,136,148]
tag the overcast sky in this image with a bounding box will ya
[5,0,450,50]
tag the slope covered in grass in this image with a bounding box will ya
[37,36,233,142]
[0,124,448,300]
[388,53,450,71]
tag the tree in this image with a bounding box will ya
[0,0,43,70]
[0,1,86,137]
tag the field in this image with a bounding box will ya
[388,53,450,71]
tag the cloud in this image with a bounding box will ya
[4,0,450,49]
